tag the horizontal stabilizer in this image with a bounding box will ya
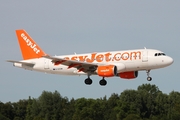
[7,60,35,67]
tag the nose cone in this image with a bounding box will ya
[165,56,174,66]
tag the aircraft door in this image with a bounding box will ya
[44,59,49,69]
[142,50,148,62]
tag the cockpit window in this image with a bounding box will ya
[154,53,166,56]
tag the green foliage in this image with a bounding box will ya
[168,91,180,120]
[13,99,28,120]
[1,84,180,120]
[0,102,14,120]
[123,114,141,120]
[0,113,10,120]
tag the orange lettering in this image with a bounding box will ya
[122,52,129,60]
[79,55,88,62]
[96,54,104,62]
[63,51,141,63]
[71,56,77,60]
[86,53,97,63]
[64,57,70,60]
[130,51,141,60]
[104,52,111,62]
[114,53,121,61]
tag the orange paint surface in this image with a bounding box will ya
[97,65,115,77]
[119,71,137,79]
[64,51,141,63]
[16,30,46,60]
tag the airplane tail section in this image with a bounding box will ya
[16,29,46,60]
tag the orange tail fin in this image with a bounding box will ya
[16,29,46,60]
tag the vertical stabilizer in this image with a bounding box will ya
[16,30,46,60]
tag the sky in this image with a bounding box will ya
[0,1,179,103]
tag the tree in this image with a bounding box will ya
[168,91,180,120]
[12,99,28,120]
[123,114,142,120]
[0,113,10,120]
[137,84,162,119]
[72,97,105,120]
[25,90,67,120]
[154,92,169,120]
[1,84,180,120]
[0,102,14,120]
[118,90,141,119]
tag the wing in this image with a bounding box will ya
[7,60,35,67]
[43,55,99,73]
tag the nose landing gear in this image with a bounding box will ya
[146,70,152,81]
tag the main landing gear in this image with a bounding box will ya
[99,77,107,86]
[146,70,152,81]
[84,77,107,86]
[84,77,92,85]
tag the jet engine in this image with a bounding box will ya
[118,71,138,79]
[97,65,117,77]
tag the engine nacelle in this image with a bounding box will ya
[115,63,126,72]
[118,71,138,79]
[97,65,117,77]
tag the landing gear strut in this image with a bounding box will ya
[99,77,107,86]
[146,70,152,81]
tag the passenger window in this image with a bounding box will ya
[155,53,157,56]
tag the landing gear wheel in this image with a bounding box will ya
[147,77,152,81]
[84,78,92,85]
[99,79,107,86]
[146,70,152,81]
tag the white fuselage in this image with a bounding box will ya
[14,49,173,76]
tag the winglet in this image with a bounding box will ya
[16,29,46,60]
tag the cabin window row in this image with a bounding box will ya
[154,53,166,56]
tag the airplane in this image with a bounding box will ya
[7,29,174,86]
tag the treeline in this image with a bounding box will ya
[0,84,180,120]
